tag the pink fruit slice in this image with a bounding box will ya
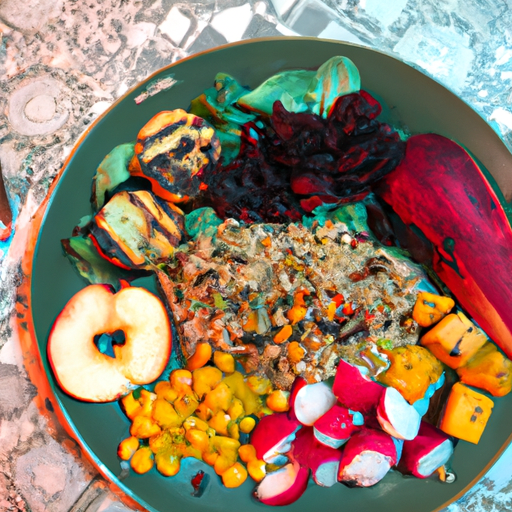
[254,460,310,506]
[376,134,512,358]
[47,284,172,402]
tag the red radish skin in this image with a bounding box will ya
[333,358,386,414]
[376,134,512,358]
[314,404,361,448]
[291,428,342,487]
[250,412,301,463]
[288,377,308,421]
[377,387,421,440]
[254,461,310,506]
[338,428,397,487]
[292,382,337,426]
[398,422,454,479]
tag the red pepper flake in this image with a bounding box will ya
[342,303,354,315]
[199,182,208,191]
[191,469,209,497]
[332,293,345,308]
[286,248,293,255]
[350,239,358,249]
[365,310,376,322]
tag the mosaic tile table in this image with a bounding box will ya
[1,1,512,510]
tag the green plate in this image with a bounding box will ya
[31,38,512,512]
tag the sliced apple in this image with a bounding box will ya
[47,284,172,402]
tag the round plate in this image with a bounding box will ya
[29,38,512,512]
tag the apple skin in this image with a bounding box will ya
[47,284,172,402]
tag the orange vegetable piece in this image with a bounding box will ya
[420,312,488,369]
[287,290,310,325]
[213,351,235,373]
[439,382,494,444]
[287,341,305,364]
[273,325,293,344]
[377,345,444,404]
[173,394,199,418]
[117,436,140,460]
[266,390,290,412]
[457,342,512,397]
[221,462,248,488]
[412,291,455,327]
[186,342,212,371]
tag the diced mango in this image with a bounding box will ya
[412,291,455,327]
[439,382,494,444]
[173,394,199,419]
[192,366,223,398]
[117,436,139,461]
[457,342,512,397]
[377,345,444,404]
[130,446,154,474]
[221,462,248,488]
[213,351,235,373]
[222,371,262,415]
[203,382,233,413]
[247,458,266,482]
[182,416,209,432]
[155,449,181,477]
[227,397,245,421]
[130,415,161,439]
[208,410,231,436]
[228,422,240,440]
[420,312,488,369]
[152,398,183,429]
[154,381,178,403]
[238,444,257,463]
[170,369,193,397]
[121,392,142,420]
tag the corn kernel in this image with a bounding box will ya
[239,416,256,433]
[117,436,139,460]
[221,462,248,488]
[213,351,236,373]
[130,446,154,474]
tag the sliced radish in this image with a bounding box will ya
[333,358,385,414]
[250,412,301,465]
[377,387,421,440]
[397,422,454,478]
[292,381,337,426]
[254,461,310,506]
[338,428,397,487]
[313,404,362,448]
[288,376,308,421]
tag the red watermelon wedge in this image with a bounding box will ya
[375,133,512,358]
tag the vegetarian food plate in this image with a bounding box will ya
[27,38,512,512]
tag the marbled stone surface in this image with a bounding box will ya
[1,1,512,511]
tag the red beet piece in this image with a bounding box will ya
[375,134,512,358]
